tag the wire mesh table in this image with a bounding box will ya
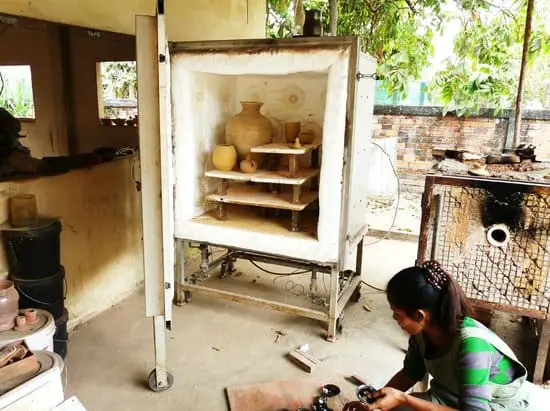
[417,174,550,383]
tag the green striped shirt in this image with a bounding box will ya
[403,317,521,410]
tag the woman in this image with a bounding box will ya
[344,260,549,411]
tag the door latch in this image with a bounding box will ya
[356,72,376,81]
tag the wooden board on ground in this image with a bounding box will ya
[226,375,357,411]
[287,349,321,373]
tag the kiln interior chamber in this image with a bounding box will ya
[171,46,351,263]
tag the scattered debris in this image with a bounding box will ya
[515,144,536,162]
[347,375,368,386]
[363,303,372,312]
[298,344,309,353]
[487,153,521,164]
[212,346,221,352]
[251,279,257,284]
[274,330,286,343]
[287,348,321,373]
[434,159,469,174]
[468,165,492,177]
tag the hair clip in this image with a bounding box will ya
[421,260,449,290]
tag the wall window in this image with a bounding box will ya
[97,61,138,126]
[0,65,35,119]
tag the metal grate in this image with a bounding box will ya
[420,177,550,314]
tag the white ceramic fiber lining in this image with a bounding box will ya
[171,46,350,263]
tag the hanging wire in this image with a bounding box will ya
[365,141,402,246]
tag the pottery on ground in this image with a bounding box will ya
[0,280,19,332]
[212,144,237,171]
[240,155,258,174]
[226,101,272,162]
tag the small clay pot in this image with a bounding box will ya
[0,280,19,332]
[240,155,258,174]
[297,131,315,144]
[284,122,301,143]
[212,144,237,171]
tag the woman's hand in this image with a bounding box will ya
[343,401,369,411]
[366,387,407,410]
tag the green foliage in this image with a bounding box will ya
[101,61,137,100]
[268,0,550,114]
[0,75,35,119]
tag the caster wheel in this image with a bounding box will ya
[351,284,362,303]
[220,261,228,278]
[148,369,174,392]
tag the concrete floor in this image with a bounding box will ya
[63,237,543,410]
[64,238,417,410]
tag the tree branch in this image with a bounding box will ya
[404,0,416,13]
[512,0,534,148]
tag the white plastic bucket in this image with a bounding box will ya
[0,309,56,352]
[0,350,65,410]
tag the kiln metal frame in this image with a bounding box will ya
[174,238,365,342]
[417,174,550,383]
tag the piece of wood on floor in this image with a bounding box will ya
[226,375,355,411]
[287,349,321,373]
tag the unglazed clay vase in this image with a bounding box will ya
[212,144,237,171]
[0,280,19,331]
[284,122,301,143]
[226,101,272,162]
[240,155,258,174]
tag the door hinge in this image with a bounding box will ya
[356,72,376,81]
[164,282,171,289]
[159,54,166,63]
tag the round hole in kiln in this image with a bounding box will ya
[486,224,510,248]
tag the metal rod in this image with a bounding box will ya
[153,316,168,389]
[180,283,329,322]
[232,250,331,272]
[216,204,227,220]
[310,268,319,297]
[327,266,339,341]
[337,276,361,318]
[430,194,442,261]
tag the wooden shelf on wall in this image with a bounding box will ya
[205,168,319,185]
[206,185,318,211]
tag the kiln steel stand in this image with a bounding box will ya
[174,238,365,341]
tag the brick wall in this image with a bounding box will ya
[372,106,550,192]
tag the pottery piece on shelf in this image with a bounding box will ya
[297,131,315,144]
[0,280,19,332]
[212,144,237,171]
[293,138,302,149]
[9,194,38,228]
[284,122,301,143]
[240,155,258,174]
[226,101,272,162]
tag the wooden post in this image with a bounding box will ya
[512,0,535,148]
[289,155,298,178]
[292,186,302,204]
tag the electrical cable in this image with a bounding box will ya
[248,259,310,275]
[365,141,401,246]
[361,280,386,293]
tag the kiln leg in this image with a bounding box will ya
[533,319,550,384]
[326,267,339,342]
[174,240,186,306]
[148,315,174,392]
[310,268,318,297]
